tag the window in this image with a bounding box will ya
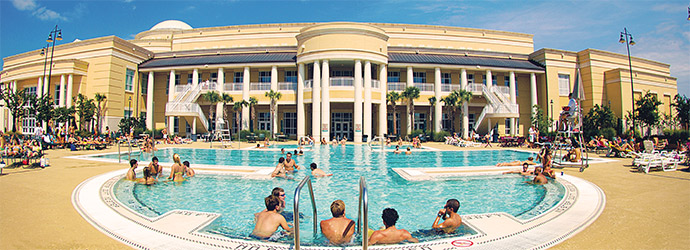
[505,119,511,135]
[413,72,426,83]
[210,73,218,83]
[22,87,37,135]
[441,73,451,84]
[125,69,135,92]
[467,74,474,84]
[175,74,180,85]
[258,112,271,131]
[442,113,452,131]
[285,71,297,83]
[173,117,179,134]
[331,70,353,77]
[54,85,60,105]
[283,112,297,135]
[413,113,426,131]
[141,74,148,94]
[482,74,497,85]
[187,74,194,84]
[387,71,400,83]
[387,113,401,135]
[234,72,243,83]
[468,114,475,131]
[259,71,271,83]
[558,74,570,96]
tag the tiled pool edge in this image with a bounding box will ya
[73,170,605,250]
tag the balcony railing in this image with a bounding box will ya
[415,83,434,92]
[467,83,484,93]
[225,83,243,91]
[250,82,271,91]
[200,81,217,91]
[278,82,297,91]
[175,84,190,93]
[387,82,405,91]
[330,77,354,87]
[441,84,462,92]
[494,85,510,96]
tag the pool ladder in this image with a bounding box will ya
[292,176,369,250]
[117,139,142,163]
[368,136,385,151]
[297,136,314,151]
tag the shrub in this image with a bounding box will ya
[144,128,164,139]
[662,129,690,144]
[409,129,426,138]
[599,127,616,140]
[433,131,450,142]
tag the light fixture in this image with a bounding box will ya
[56,31,62,41]
[629,36,635,46]
[619,34,625,43]
[40,48,45,56]
[47,33,53,43]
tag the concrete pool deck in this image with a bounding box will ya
[1,141,689,249]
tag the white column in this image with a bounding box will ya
[379,64,387,137]
[217,68,224,88]
[486,69,492,90]
[37,77,43,98]
[168,70,176,135]
[461,69,469,138]
[321,60,330,140]
[193,117,197,134]
[434,67,442,132]
[354,60,363,142]
[59,75,65,107]
[297,63,305,139]
[193,68,199,86]
[43,76,48,96]
[509,71,516,136]
[66,74,73,107]
[271,65,278,135]
[363,61,372,141]
[530,73,537,116]
[312,61,321,139]
[146,72,154,130]
[242,67,250,130]
[406,66,413,88]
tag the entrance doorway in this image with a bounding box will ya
[331,112,353,141]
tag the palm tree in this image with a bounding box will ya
[441,94,457,132]
[264,90,282,138]
[203,91,222,131]
[248,97,258,132]
[386,91,401,135]
[401,86,420,134]
[221,93,233,129]
[454,89,473,135]
[232,100,248,140]
[94,93,107,133]
[428,96,436,132]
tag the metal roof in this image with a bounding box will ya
[388,53,544,71]
[139,52,297,68]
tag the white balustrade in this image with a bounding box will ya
[278,82,297,91]
[387,82,405,91]
[441,84,462,92]
[250,82,271,91]
[330,77,354,87]
[304,80,313,89]
[225,83,243,91]
[467,83,484,93]
[414,83,434,92]
[372,80,380,89]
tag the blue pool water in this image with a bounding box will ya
[110,146,564,246]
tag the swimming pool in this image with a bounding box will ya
[107,146,563,246]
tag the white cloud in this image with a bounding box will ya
[11,0,68,21]
[124,0,134,2]
[651,3,685,13]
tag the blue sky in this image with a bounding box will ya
[1,0,689,95]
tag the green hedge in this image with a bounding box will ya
[662,129,690,144]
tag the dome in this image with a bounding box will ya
[150,20,193,31]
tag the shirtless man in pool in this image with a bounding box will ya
[502,163,534,176]
[283,152,301,172]
[252,195,292,240]
[496,157,538,167]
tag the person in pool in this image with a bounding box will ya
[271,157,287,178]
[256,187,286,217]
[280,148,285,154]
[167,154,186,182]
[321,137,327,145]
[320,200,355,245]
[503,163,534,176]
[394,145,401,154]
[495,157,538,167]
[298,150,304,156]
[283,152,301,172]
[126,159,138,181]
[310,163,332,177]
[405,147,412,155]
[138,165,157,185]
[183,161,195,177]
[148,156,162,178]
[252,195,292,240]
[369,208,418,245]
[432,199,462,234]
[527,167,548,185]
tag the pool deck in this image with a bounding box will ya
[1,141,689,249]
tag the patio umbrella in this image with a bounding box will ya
[571,68,586,101]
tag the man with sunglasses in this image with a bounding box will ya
[432,199,462,234]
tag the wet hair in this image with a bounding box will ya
[522,163,530,168]
[382,208,399,228]
[265,195,281,211]
[445,199,460,213]
[535,166,543,173]
[294,150,298,154]
[528,157,534,161]
[407,147,410,151]
[129,159,137,167]
[395,146,399,149]
[299,150,303,154]
[330,200,345,217]
[172,154,181,164]
[143,166,151,178]
[310,163,317,170]
[152,156,158,162]
[257,143,261,147]
[278,157,285,163]
[271,187,284,197]
[286,152,292,157]
[183,161,190,167]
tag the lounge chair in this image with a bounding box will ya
[607,145,632,158]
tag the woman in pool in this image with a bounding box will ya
[263,137,270,148]
[271,157,287,178]
[183,161,195,177]
[167,154,186,182]
[394,145,401,154]
[138,166,157,185]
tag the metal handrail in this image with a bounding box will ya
[293,176,317,250]
[357,176,369,249]
[367,136,385,150]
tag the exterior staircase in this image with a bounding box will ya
[467,83,519,131]
[165,81,216,132]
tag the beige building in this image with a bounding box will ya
[0,20,678,141]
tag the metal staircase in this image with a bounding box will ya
[468,84,519,131]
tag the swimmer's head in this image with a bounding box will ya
[522,163,529,170]
[407,147,410,151]
[286,152,292,158]
[395,146,399,149]
[535,167,543,174]
[444,199,460,213]
[382,208,399,228]
[152,156,158,163]
[257,144,261,147]
[278,157,285,164]
[264,195,281,211]
[129,159,137,168]
[294,150,298,154]
[271,187,284,197]
[299,150,303,154]
[172,154,181,164]
[183,161,190,167]
[310,163,317,170]
[528,157,534,161]
[330,200,345,217]
[142,166,151,178]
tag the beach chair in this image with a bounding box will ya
[607,145,632,158]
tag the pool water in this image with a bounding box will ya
[110,146,564,246]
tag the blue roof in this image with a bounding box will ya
[388,53,544,71]
[139,53,297,68]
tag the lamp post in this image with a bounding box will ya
[45,25,63,97]
[619,28,636,133]
[550,100,553,133]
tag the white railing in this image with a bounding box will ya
[200,81,217,91]
[250,82,271,91]
[441,84,462,92]
[415,83,434,92]
[165,102,209,130]
[467,83,484,93]
[175,84,190,93]
[278,82,297,91]
[330,77,354,87]
[225,83,243,91]
[372,80,380,89]
[494,86,510,96]
[304,80,313,89]
[387,82,405,91]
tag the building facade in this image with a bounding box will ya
[0,21,678,141]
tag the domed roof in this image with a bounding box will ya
[150,20,193,31]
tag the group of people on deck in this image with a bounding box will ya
[253,188,462,245]
[125,153,195,185]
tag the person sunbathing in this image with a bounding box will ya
[562,148,582,162]
[496,157,537,167]
[503,163,534,176]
